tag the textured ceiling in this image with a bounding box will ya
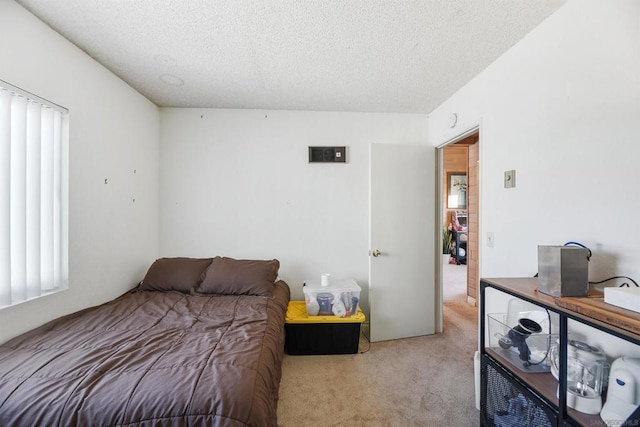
[16,0,565,113]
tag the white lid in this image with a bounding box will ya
[567,340,605,362]
[304,278,361,292]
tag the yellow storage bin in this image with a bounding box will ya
[286,301,365,324]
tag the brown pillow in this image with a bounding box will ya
[197,257,279,296]
[139,257,213,292]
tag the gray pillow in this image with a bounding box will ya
[197,257,279,296]
[139,257,213,292]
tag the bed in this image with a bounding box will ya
[0,256,290,427]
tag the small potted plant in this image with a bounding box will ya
[442,225,452,264]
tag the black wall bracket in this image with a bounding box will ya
[308,146,347,163]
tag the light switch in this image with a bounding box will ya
[487,232,495,247]
[504,170,516,188]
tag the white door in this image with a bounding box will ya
[369,143,435,342]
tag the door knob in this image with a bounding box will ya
[371,249,381,257]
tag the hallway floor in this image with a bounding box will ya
[443,261,469,303]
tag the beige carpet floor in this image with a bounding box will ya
[277,263,479,426]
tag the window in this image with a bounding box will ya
[0,80,68,308]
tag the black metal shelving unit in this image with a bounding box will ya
[480,278,640,427]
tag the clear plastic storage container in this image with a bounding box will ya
[303,278,361,318]
[487,312,557,373]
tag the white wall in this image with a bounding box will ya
[429,0,640,283]
[0,1,160,343]
[159,108,428,309]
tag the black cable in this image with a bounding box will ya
[589,276,639,288]
[553,243,637,289]
[359,329,371,354]
[523,308,552,367]
[563,241,592,260]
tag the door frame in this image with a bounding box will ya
[434,120,482,333]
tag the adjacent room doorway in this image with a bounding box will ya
[436,126,480,332]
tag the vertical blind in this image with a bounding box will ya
[0,81,68,307]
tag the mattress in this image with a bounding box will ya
[0,280,290,427]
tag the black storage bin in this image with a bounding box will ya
[285,323,361,355]
[284,301,365,355]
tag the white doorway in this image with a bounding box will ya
[435,124,481,333]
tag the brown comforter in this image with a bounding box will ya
[0,280,290,427]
